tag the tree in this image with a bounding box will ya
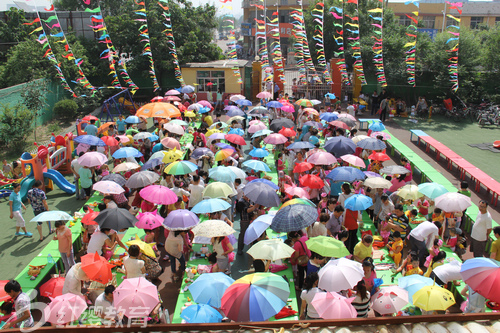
[21,80,49,141]
[0,8,32,61]
[0,103,35,153]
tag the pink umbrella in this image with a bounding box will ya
[249,119,264,126]
[75,142,90,155]
[256,91,272,99]
[139,185,178,205]
[371,286,409,315]
[370,131,391,140]
[311,292,357,319]
[113,277,160,318]
[285,186,311,199]
[198,100,212,108]
[43,293,87,325]
[340,154,365,168]
[150,96,164,102]
[115,135,130,143]
[281,105,295,113]
[165,89,181,96]
[161,137,181,150]
[248,122,267,134]
[338,113,357,121]
[230,94,245,102]
[92,180,125,194]
[135,211,164,230]
[307,151,336,165]
[165,95,181,102]
[77,152,108,167]
[263,133,288,145]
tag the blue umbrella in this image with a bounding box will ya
[287,141,315,150]
[149,134,160,142]
[188,273,235,308]
[368,122,386,132]
[181,85,195,94]
[209,166,236,182]
[417,182,449,199]
[112,147,143,159]
[199,106,211,114]
[74,135,106,146]
[251,129,273,138]
[324,136,357,156]
[243,182,280,207]
[181,304,223,323]
[325,93,336,99]
[125,115,141,124]
[326,166,367,183]
[228,128,245,136]
[266,101,283,108]
[248,178,279,190]
[357,138,387,150]
[244,214,273,244]
[235,99,252,106]
[344,194,373,211]
[224,105,240,111]
[191,198,231,214]
[152,143,163,153]
[226,108,246,117]
[398,275,434,303]
[141,158,163,171]
[320,113,338,122]
[215,143,234,150]
[242,160,271,172]
[191,147,213,160]
[271,204,318,232]
[248,148,269,158]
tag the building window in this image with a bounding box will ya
[280,0,288,5]
[496,17,500,24]
[446,16,456,28]
[399,15,412,26]
[470,16,483,29]
[422,16,435,29]
[197,71,225,92]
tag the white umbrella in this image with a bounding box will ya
[30,211,73,222]
[226,166,247,180]
[93,180,125,194]
[112,162,141,173]
[340,154,365,168]
[125,171,160,189]
[165,89,181,96]
[247,239,295,261]
[318,258,364,292]
[133,132,154,141]
[77,152,108,167]
[396,184,421,200]
[164,122,185,136]
[435,192,472,212]
[149,151,167,161]
[191,220,235,238]
[351,135,370,144]
[188,103,204,111]
[230,94,245,102]
[371,286,409,315]
[363,177,392,189]
[311,99,321,105]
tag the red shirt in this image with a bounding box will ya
[344,209,359,230]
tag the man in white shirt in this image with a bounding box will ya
[188,175,204,209]
[430,260,462,286]
[235,179,245,201]
[409,221,442,268]
[71,152,85,200]
[471,200,493,257]
[94,285,118,325]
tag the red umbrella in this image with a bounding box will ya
[0,280,10,301]
[299,174,325,189]
[293,162,314,173]
[81,252,115,285]
[368,152,391,162]
[150,96,164,102]
[40,277,65,297]
[225,134,247,146]
[279,127,296,137]
[329,120,350,130]
[81,210,99,225]
[82,115,99,122]
[101,136,119,146]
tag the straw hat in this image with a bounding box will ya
[73,263,90,282]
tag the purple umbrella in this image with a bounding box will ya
[364,171,382,178]
[163,209,200,231]
[215,143,235,150]
[248,178,279,190]
[243,182,280,207]
[191,148,214,160]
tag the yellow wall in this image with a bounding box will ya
[180,67,243,95]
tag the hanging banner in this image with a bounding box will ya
[330,5,349,85]
[446,1,461,92]
[312,2,332,84]
[291,9,307,83]
[404,0,419,86]
[222,13,243,84]
[345,0,367,85]
[368,3,387,87]
[268,7,285,83]
[255,0,273,82]
[135,0,160,91]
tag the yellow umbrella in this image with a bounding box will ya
[214,149,234,162]
[205,129,221,139]
[412,285,455,311]
[125,234,157,258]
[162,148,184,163]
[202,182,234,199]
[226,116,245,124]
[396,184,421,201]
[184,111,196,118]
[136,102,181,118]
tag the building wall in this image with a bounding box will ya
[180,67,243,99]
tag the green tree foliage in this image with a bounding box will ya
[0,8,32,61]
[54,99,79,119]
[0,103,35,153]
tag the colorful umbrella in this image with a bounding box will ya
[125,170,160,189]
[460,257,500,302]
[140,185,177,205]
[280,198,316,210]
[266,101,283,108]
[357,138,387,150]
[418,182,449,199]
[263,133,288,145]
[326,166,366,183]
[192,219,235,238]
[202,182,235,199]
[113,277,160,318]
[251,129,273,138]
[242,160,271,172]
[30,211,73,222]
[396,184,421,200]
[80,252,115,284]
[225,134,246,146]
[340,154,365,168]
[228,128,245,136]
[214,149,234,162]
[243,181,280,207]
[135,211,163,230]
[271,203,318,232]
[136,102,181,119]
[328,120,350,130]
[43,293,87,325]
[398,275,434,303]
[318,258,364,292]
[248,148,270,158]
[307,151,337,165]
[295,99,314,107]
[149,151,167,161]
[372,286,409,315]
[412,284,455,311]
[191,147,214,160]
[364,171,383,178]
[235,99,252,106]
[320,112,338,122]
[125,235,157,258]
[112,162,141,173]
[161,137,181,150]
[256,91,272,99]
[435,192,472,212]
[244,214,274,245]
[344,194,373,211]
[164,161,198,175]
[221,273,290,322]
[247,239,295,261]
[370,131,391,140]
[324,136,357,156]
[92,180,125,194]
[162,148,184,163]
[305,236,350,258]
[311,292,356,319]
[299,174,324,189]
[367,152,390,162]
[293,162,314,173]
[165,95,181,102]
[40,277,65,298]
[163,209,199,230]
[191,198,231,214]
[112,147,143,159]
[278,127,296,137]
[281,105,295,113]
[363,177,392,189]
[78,152,108,167]
[284,185,311,199]
[181,304,223,323]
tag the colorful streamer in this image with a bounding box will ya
[368,4,387,86]
[255,0,273,82]
[330,5,349,85]
[312,2,332,84]
[345,0,367,85]
[268,6,285,83]
[292,1,319,83]
[135,0,160,91]
[222,13,243,84]
[158,0,186,86]
[446,1,461,92]
[404,0,419,86]
[291,8,307,83]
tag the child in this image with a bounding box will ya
[100,164,110,177]
[379,214,391,244]
[53,220,75,273]
[443,227,459,251]
[316,193,328,217]
[386,231,403,267]
[424,238,443,268]
[432,208,444,224]
[424,251,446,277]
[404,253,423,276]
[276,152,284,173]
[0,301,15,325]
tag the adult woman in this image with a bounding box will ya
[289,230,310,290]
[387,174,406,195]
[299,272,322,320]
[338,183,353,208]
[292,152,305,185]
[211,236,234,274]
[401,157,412,182]
[123,244,146,279]
[165,230,186,282]
[62,263,90,296]
[352,280,370,318]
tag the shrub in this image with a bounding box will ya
[0,103,35,153]
[53,99,78,119]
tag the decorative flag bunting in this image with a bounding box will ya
[368,5,387,86]
[221,13,243,84]
[311,2,332,84]
[294,1,319,82]
[23,16,77,97]
[268,5,285,83]
[158,0,185,86]
[446,1,461,92]
[291,9,307,83]
[345,0,367,85]
[255,0,273,82]
[403,0,419,86]
[44,3,97,95]
[330,5,349,84]
[84,6,138,94]
[135,0,160,91]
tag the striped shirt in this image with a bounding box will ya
[352,292,371,318]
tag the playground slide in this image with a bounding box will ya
[43,170,76,194]
[20,177,36,201]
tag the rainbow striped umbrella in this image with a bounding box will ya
[163,160,198,175]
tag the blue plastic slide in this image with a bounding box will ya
[20,177,36,201]
[43,169,76,194]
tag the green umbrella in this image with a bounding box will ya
[306,236,350,258]
[164,160,198,175]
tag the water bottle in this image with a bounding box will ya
[47,253,54,264]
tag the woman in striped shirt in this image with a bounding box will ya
[352,280,371,318]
